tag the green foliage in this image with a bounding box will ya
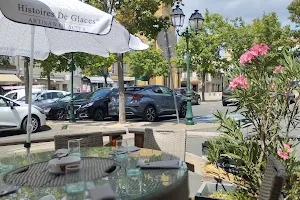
[125,47,169,79]
[85,54,116,77]
[37,53,90,78]
[87,0,177,39]
[175,10,229,74]
[224,13,297,65]
[211,189,255,200]
[288,0,300,26]
[0,56,10,66]
[207,45,300,198]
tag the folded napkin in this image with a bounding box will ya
[88,183,117,200]
[139,160,181,169]
[109,146,140,155]
[51,149,70,159]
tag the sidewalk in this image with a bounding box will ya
[46,120,219,132]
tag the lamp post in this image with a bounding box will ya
[69,53,76,123]
[171,4,204,125]
[220,70,225,91]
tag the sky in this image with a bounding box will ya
[181,0,295,28]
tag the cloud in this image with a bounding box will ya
[181,0,293,26]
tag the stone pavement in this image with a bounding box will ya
[0,121,220,156]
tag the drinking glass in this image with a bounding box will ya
[65,164,85,196]
[115,140,128,166]
[126,172,142,196]
[68,140,81,157]
[126,151,141,176]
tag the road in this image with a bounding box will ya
[0,101,233,138]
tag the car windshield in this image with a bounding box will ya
[18,92,40,101]
[87,89,111,100]
[57,94,71,102]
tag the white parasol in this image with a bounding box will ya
[0,0,148,153]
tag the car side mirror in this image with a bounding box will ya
[9,101,14,109]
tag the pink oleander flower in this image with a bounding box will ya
[240,51,255,64]
[287,148,293,153]
[283,142,291,149]
[259,43,269,55]
[284,142,293,153]
[277,149,289,160]
[211,108,215,113]
[229,75,248,90]
[274,66,283,74]
[270,83,275,89]
[240,43,269,65]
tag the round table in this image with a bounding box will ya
[2,147,188,200]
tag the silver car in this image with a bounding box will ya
[109,85,187,122]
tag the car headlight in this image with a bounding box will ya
[33,106,45,114]
[44,108,51,114]
[82,102,94,108]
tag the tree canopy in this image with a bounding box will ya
[125,47,169,79]
[175,10,229,74]
[288,0,300,26]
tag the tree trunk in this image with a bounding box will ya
[24,57,30,104]
[202,72,206,101]
[104,74,108,87]
[47,73,51,90]
[117,54,126,124]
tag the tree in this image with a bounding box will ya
[288,0,300,26]
[37,53,90,89]
[224,13,297,65]
[85,54,116,87]
[86,0,176,123]
[0,56,10,66]
[175,10,230,101]
[125,47,169,81]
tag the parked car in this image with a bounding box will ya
[40,92,90,120]
[4,88,42,100]
[222,85,296,106]
[174,88,201,105]
[109,85,187,122]
[0,95,46,133]
[72,88,118,121]
[16,90,69,107]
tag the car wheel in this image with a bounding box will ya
[197,98,201,105]
[143,106,157,122]
[55,109,67,120]
[22,115,40,133]
[94,108,105,121]
[179,103,187,118]
[222,102,227,106]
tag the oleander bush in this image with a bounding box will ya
[207,44,300,199]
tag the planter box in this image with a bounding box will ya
[195,182,236,200]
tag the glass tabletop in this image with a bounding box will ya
[1,147,188,200]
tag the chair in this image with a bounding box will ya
[258,155,286,200]
[144,128,202,199]
[54,132,104,150]
[144,128,187,160]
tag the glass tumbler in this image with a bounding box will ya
[126,151,141,176]
[68,140,81,157]
[65,164,85,196]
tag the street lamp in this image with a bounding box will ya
[220,70,225,91]
[171,4,204,125]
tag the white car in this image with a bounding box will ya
[0,95,46,133]
[4,88,42,100]
[16,90,69,107]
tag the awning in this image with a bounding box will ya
[0,74,22,85]
[88,77,114,84]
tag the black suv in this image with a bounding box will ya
[72,88,118,121]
